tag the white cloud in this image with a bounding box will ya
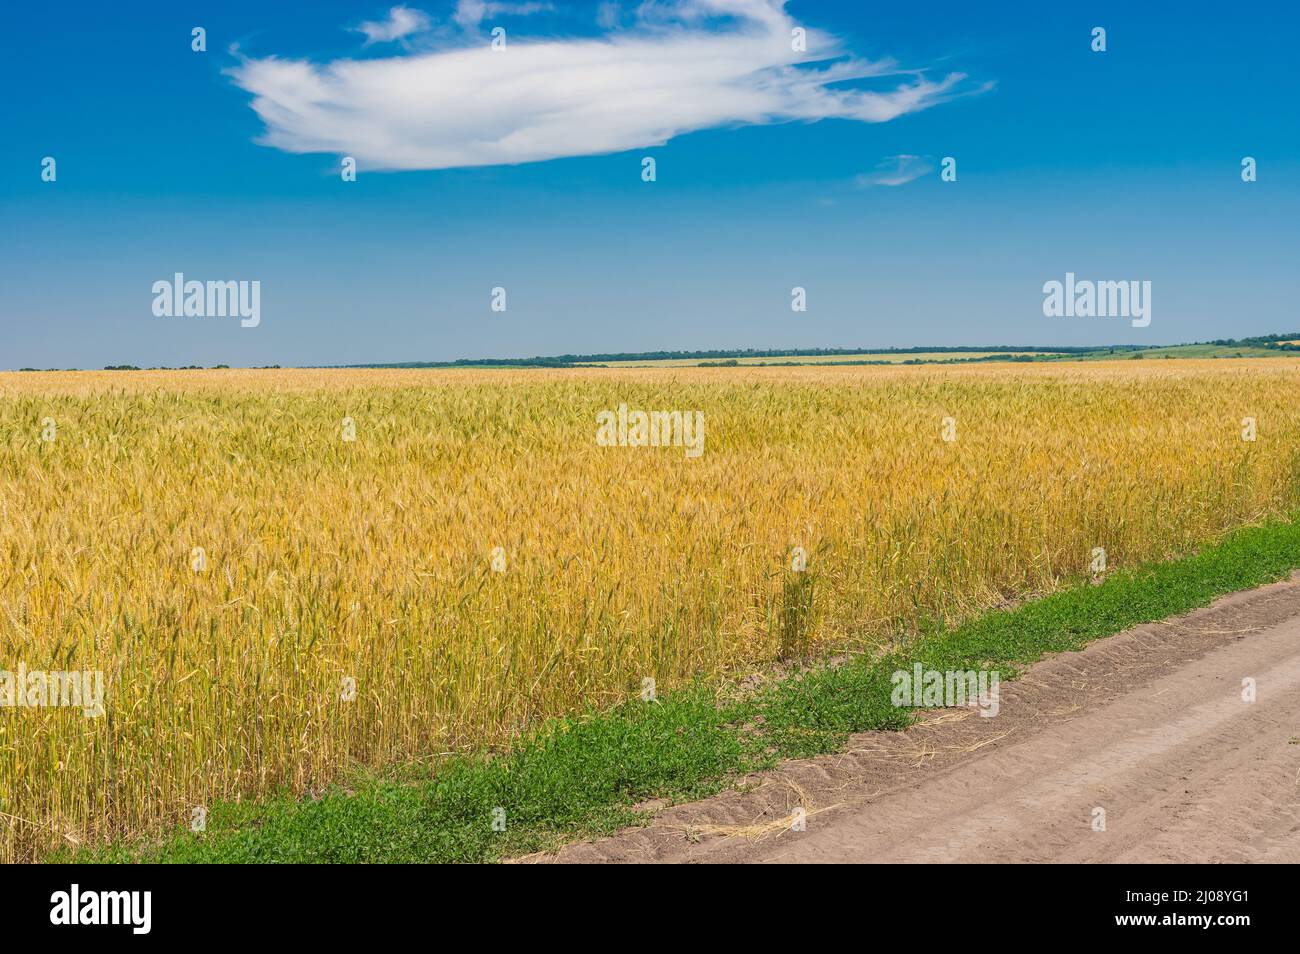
[352,6,433,45]
[855,154,934,187]
[453,1,555,31]
[596,2,623,29]
[231,0,990,172]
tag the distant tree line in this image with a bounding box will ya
[12,334,1298,373]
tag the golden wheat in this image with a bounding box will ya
[1,359,1298,861]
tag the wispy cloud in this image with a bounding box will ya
[854,154,934,187]
[453,1,555,31]
[230,0,990,172]
[352,5,434,45]
[595,2,623,29]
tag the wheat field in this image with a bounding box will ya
[2,359,1298,862]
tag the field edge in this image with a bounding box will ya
[60,513,1300,864]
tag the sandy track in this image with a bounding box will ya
[539,574,1300,864]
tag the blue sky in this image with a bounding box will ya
[2,0,1296,369]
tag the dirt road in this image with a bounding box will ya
[543,575,1300,864]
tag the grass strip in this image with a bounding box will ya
[65,516,1300,863]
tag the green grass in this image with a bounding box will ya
[1068,344,1285,361]
[63,516,1300,863]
